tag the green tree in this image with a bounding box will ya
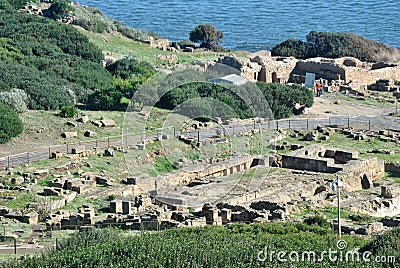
[272,31,400,62]
[0,102,23,143]
[59,105,77,118]
[45,0,72,21]
[189,24,224,49]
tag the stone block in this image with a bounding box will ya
[361,174,372,189]
[77,115,90,123]
[84,130,97,137]
[122,201,132,215]
[221,208,232,224]
[381,185,400,198]
[62,131,77,139]
[72,146,85,154]
[91,120,102,127]
[66,121,77,128]
[100,119,116,127]
[51,151,63,159]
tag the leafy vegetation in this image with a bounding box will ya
[189,23,224,49]
[0,10,112,111]
[59,105,77,118]
[45,0,72,21]
[271,31,400,62]
[88,58,156,110]
[362,226,400,264]
[4,223,383,268]
[155,81,313,120]
[0,102,23,143]
[257,82,314,119]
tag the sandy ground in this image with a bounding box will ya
[295,95,395,119]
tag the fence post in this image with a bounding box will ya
[7,156,10,169]
[95,139,98,148]
[368,120,371,131]
[276,121,279,130]
[253,120,256,130]
[288,120,291,130]
[14,238,16,254]
[48,147,51,158]
[268,120,270,129]
[173,126,176,137]
[27,152,30,164]
[347,118,350,128]
[107,137,110,148]
[306,119,309,130]
[197,131,200,143]
[328,117,331,125]
[66,143,69,154]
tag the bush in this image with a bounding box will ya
[304,215,330,228]
[72,4,117,33]
[156,82,253,119]
[0,102,23,143]
[272,31,400,62]
[59,105,77,118]
[45,0,72,21]
[0,88,28,113]
[361,226,400,263]
[256,82,314,119]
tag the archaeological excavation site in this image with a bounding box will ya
[1,49,400,265]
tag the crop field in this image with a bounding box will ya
[3,222,398,268]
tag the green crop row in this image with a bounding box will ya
[4,222,399,268]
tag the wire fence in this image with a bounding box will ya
[0,116,399,169]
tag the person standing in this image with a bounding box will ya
[316,80,322,97]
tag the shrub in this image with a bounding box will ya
[59,105,77,118]
[361,226,400,263]
[116,24,148,42]
[0,88,28,113]
[256,82,314,119]
[72,4,116,33]
[45,0,72,21]
[304,215,330,229]
[189,24,224,49]
[0,102,23,143]
[272,31,400,62]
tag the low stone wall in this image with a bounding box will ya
[281,155,336,173]
[385,162,400,173]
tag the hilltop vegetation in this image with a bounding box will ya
[0,10,110,109]
[272,31,400,62]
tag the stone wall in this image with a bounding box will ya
[384,162,400,173]
[345,66,400,86]
[294,59,346,80]
[281,144,384,191]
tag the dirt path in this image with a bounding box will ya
[294,95,395,119]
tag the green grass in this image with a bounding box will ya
[75,27,235,68]
[4,192,36,210]
[277,131,400,162]
[153,156,175,174]
[325,92,396,107]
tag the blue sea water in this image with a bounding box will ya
[77,0,400,51]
